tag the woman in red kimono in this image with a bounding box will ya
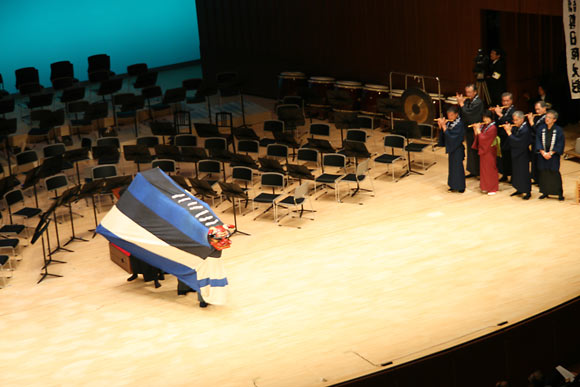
[472,111,499,195]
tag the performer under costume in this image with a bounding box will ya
[505,111,531,199]
[494,94,515,181]
[96,168,234,307]
[536,111,565,200]
[438,107,465,192]
[459,85,484,177]
[471,112,499,194]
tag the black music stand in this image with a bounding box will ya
[180,147,208,177]
[0,175,21,198]
[78,180,107,237]
[218,181,250,236]
[196,84,217,124]
[393,120,424,176]
[45,187,74,255]
[171,175,192,190]
[188,178,220,204]
[60,185,87,245]
[32,214,63,284]
[258,157,286,174]
[229,153,258,169]
[22,156,66,208]
[286,164,315,183]
[63,148,90,185]
[209,148,234,181]
[89,176,132,237]
[123,145,152,172]
[340,141,371,164]
[333,111,359,146]
[305,138,335,155]
[155,144,181,161]
[150,121,176,144]
[0,117,17,175]
[273,130,300,159]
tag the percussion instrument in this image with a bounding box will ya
[307,76,335,107]
[360,84,389,115]
[278,72,307,98]
[401,88,434,124]
[333,80,362,112]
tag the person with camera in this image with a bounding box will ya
[487,48,507,106]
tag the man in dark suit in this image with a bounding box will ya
[487,49,507,106]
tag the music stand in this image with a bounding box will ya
[333,110,359,146]
[91,145,119,165]
[277,106,305,133]
[258,157,286,174]
[123,145,152,172]
[188,178,220,204]
[63,147,90,185]
[90,176,132,237]
[229,153,258,169]
[340,141,371,166]
[78,180,107,236]
[154,144,182,162]
[180,147,208,177]
[150,121,176,144]
[286,163,315,183]
[273,130,300,159]
[22,156,64,208]
[60,185,87,246]
[32,215,63,284]
[305,138,335,155]
[33,210,66,268]
[196,84,217,124]
[217,181,250,236]
[0,118,17,175]
[171,175,192,190]
[0,175,20,199]
[393,120,424,176]
[209,149,233,180]
[44,187,74,255]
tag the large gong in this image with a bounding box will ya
[401,88,434,124]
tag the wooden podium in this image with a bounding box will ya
[109,243,132,273]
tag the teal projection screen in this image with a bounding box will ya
[0,0,200,93]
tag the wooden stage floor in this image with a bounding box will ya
[1,104,580,386]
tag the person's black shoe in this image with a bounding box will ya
[499,175,508,182]
[458,189,465,193]
[523,193,531,200]
[127,274,138,282]
[465,173,476,178]
[447,188,455,192]
[539,194,548,199]
[558,195,565,201]
[154,280,161,289]
[510,191,521,197]
[199,301,208,308]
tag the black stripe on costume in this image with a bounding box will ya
[116,190,213,259]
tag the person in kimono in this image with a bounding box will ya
[503,111,531,200]
[535,110,565,200]
[471,111,499,195]
[493,92,515,182]
[526,100,548,184]
[437,106,465,193]
[457,83,484,178]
